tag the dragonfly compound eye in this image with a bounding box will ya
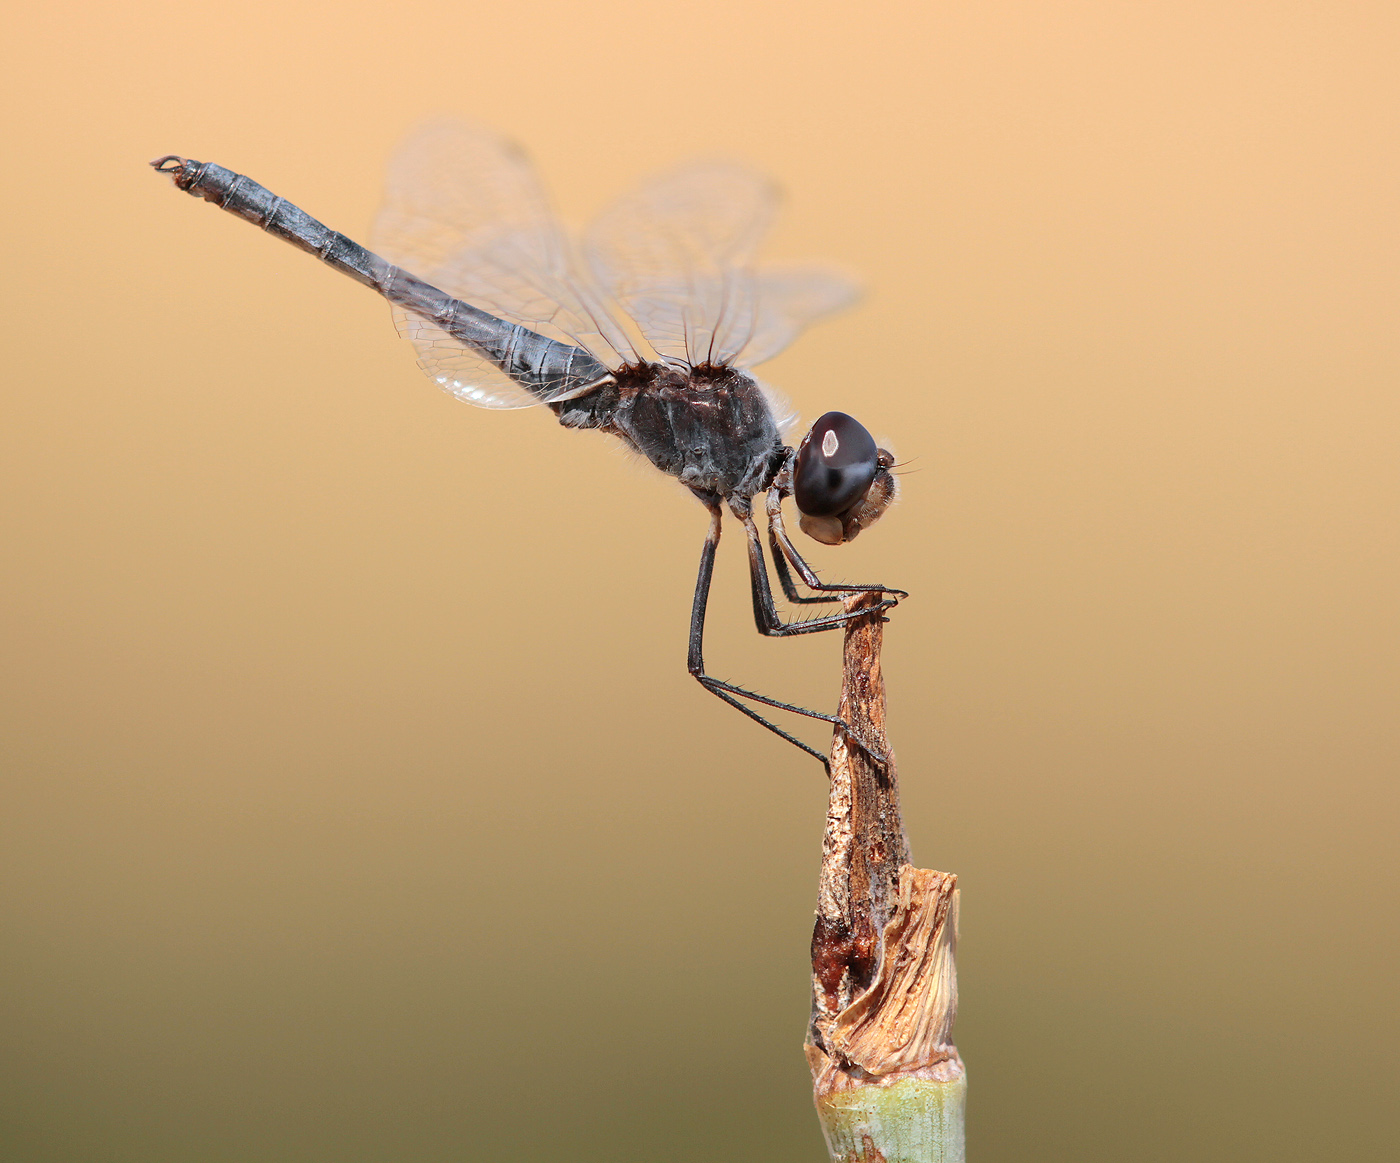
[792,412,897,546]
[794,412,879,518]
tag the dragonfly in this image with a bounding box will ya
[152,122,904,770]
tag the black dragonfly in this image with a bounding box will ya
[152,122,904,770]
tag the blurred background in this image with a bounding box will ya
[3,2,1397,1159]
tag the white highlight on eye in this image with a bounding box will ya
[821,429,839,458]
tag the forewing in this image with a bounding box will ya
[585,161,778,367]
[372,120,633,369]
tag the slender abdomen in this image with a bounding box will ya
[154,157,609,401]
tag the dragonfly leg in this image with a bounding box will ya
[767,525,836,606]
[742,514,899,638]
[685,503,889,772]
[765,487,909,604]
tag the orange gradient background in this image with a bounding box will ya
[3,3,1398,1160]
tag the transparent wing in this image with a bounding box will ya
[391,308,543,410]
[729,265,861,367]
[584,161,778,367]
[584,163,859,369]
[372,120,635,370]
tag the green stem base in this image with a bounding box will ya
[815,1071,967,1163]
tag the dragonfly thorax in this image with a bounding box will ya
[586,363,788,501]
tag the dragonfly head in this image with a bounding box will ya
[792,412,898,546]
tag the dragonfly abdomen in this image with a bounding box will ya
[153,157,610,402]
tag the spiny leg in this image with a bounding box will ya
[737,513,893,767]
[768,538,837,606]
[741,513,899,637]
[766,491,842,606]
[687,502,836,769]
[766,487,908,605]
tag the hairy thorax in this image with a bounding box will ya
[559,363,787,502]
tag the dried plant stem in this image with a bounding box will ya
[806,593,964,1163]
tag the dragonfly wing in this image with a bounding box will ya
[725,265,860,367]
[584,161,779,368]
[372,120,634,370]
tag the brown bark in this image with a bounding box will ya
[807,592,962,1088]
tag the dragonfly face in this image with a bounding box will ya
[792,412,898,546]
[153,122,907,770]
